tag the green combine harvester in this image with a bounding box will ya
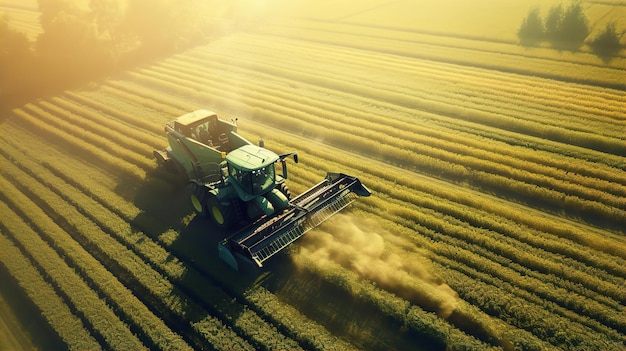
[154,110,370,270]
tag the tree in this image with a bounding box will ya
[520,2,591,51]
[0,16,36,110]
[518,7,544,46]
[556,2,589,50]
[589,22,624,61]
[544,3,563,43]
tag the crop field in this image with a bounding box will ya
[1,1,625,350]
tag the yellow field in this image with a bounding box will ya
[1,1,625,350]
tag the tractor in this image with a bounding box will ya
[154,109,370,270]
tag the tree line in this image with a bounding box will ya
[1,0,225,112]
[517,2,624,60]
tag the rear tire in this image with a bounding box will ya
[207,195,236,228]
[190,186,208,216]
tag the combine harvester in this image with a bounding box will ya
[154,110,370,270]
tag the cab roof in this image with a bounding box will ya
[175,109,217,126]
[226,145,279,171]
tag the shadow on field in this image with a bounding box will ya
[127,169,442,351]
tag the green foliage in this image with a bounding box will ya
[0,0,219,111]
[553,2,589,50]
[0,16,35,109]
[518,2,593,51]
[518,7,544,46]
[589,22,624,61]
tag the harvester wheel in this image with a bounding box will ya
[207,196,235,228]
[277,183,291,200]
[190,187,208,216]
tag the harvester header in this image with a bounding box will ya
[154,110,370,269]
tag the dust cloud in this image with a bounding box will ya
[295,214,459,318]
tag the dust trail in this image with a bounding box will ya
[294,214,459,318]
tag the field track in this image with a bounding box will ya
[1,2,625,350]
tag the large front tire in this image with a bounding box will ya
[206,195,236,228]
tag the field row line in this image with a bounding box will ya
[10,108,146,180]
[126,66,626,229]
[189,42,626,155]
[0,230,102,351]
[154,58,626,202]
[98,75,624,258]
[0,125,265,351]
[2,116,353,351]
[268,18,626,72]
[63,91,166,135]
[115,63,626,178]
[0,182,146,350]
[285,158,626,325]
[127,57,626,193]
[48,96,165,149]
[258,24,626,89]
[84,80,624,346]
[207,35,626,129]
[24,102,155,170]
[0,159,191,351]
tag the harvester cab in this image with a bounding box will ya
[154,110,371,270]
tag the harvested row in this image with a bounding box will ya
[0,123,258,351]
[0,190,146,351]
[126,65,626,228]
[63,91,166,135]
[45,96,165,149]
[0,231,101,351]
